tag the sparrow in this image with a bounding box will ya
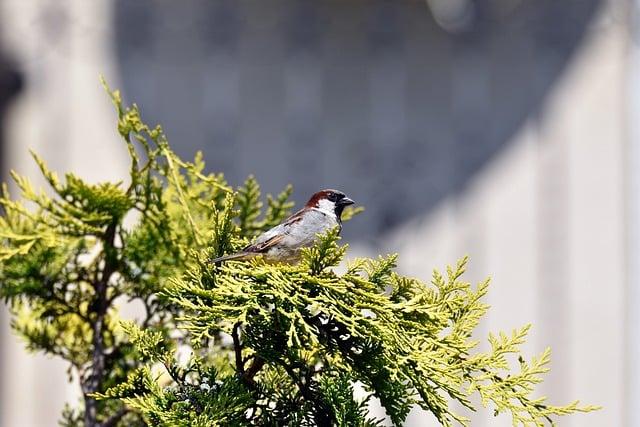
[211,189,354,264]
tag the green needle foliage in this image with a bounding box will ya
[0,83,597,427]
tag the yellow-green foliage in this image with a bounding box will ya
[0,83,596,427]
[0,81,291,427]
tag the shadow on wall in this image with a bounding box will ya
[0,47,22,425]
[113,0,600,244]
[0,55,22,181]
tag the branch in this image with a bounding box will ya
[84,221,119,427]
[276,360,331,427]
[242,357,265,385]
[232,322,265,386]
[232,322,245,375]
[100,407,130,427]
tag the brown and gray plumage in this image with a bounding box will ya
[211,189,354,264]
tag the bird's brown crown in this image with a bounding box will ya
[305,189,345,207]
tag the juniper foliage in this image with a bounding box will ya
[0,83,596,426]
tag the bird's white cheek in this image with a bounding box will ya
[316,199,336,214]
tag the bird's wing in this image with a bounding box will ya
[245,233,286,253]
[211,232,286,264]
[211,211,306,263]
[243,208,306,253]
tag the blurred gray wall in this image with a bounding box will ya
[113,0,599,244]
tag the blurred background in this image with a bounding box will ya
[0,0,634,425]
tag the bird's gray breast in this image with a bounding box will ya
[287,209,339,243]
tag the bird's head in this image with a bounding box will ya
[306,189,355,220]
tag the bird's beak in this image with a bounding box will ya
[339,197,354,206]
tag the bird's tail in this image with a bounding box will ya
[209,252,256,264]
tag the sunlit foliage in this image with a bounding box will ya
[0,83,596,426]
